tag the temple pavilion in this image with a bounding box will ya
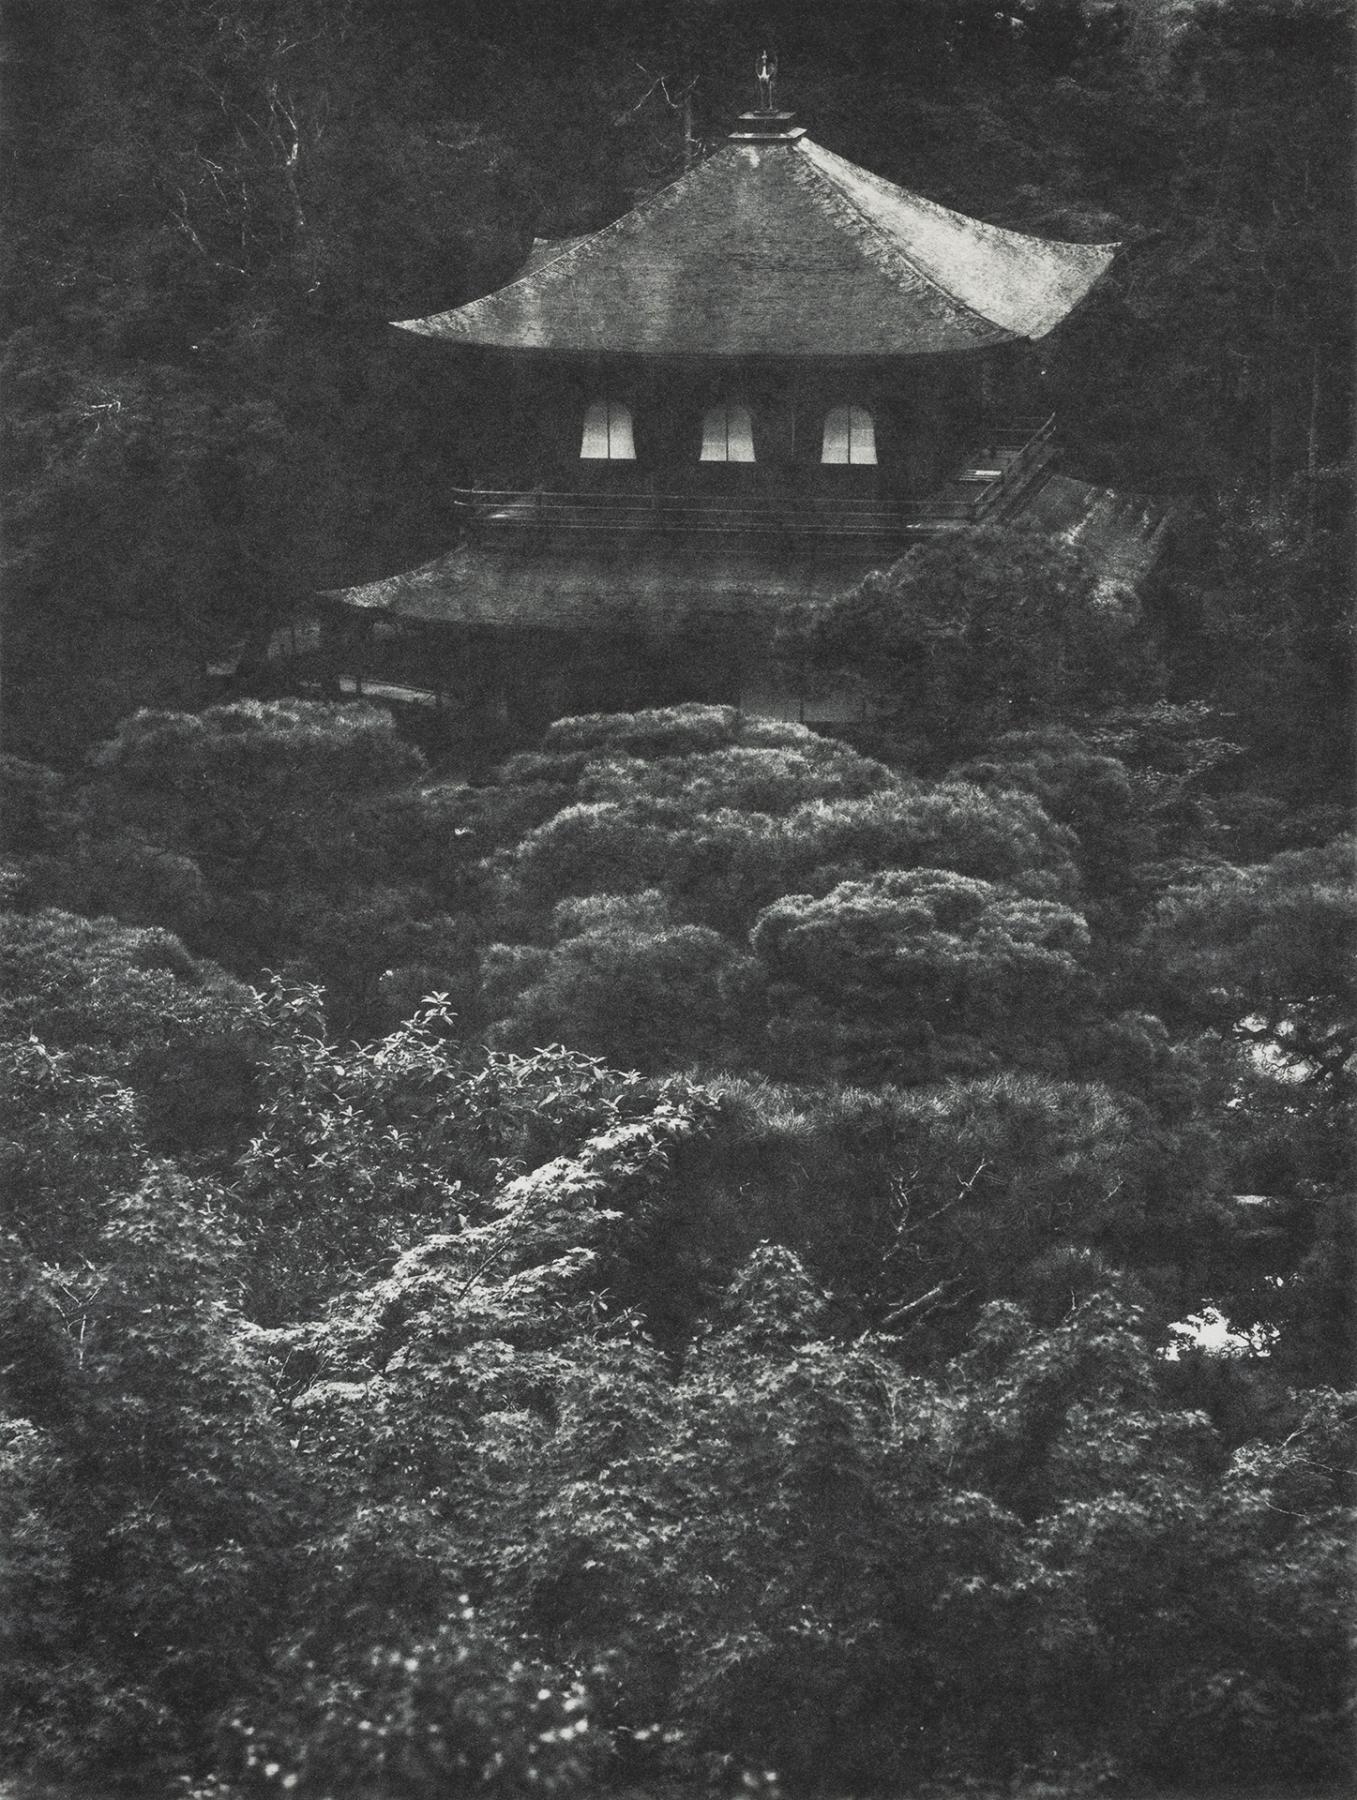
[324,73,1168,732]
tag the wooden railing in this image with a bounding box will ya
[453,415,1056,543]
[969,413,1057,520]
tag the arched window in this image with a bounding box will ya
[820,404,877,466]
[580,400,636,461]
[699,402,756,463]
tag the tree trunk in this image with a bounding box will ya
[1305,345,1320,542]
[1264,290,1281,519]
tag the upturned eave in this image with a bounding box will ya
[393,135,1117,359]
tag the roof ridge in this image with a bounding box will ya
[395,152,727,332]
[799,137,1117,339]
[805,138,1119,258]
[793,139,1011,338]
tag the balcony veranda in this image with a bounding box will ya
[452,417,1057,551]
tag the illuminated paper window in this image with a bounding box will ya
[699,402,756,463]
[580,400,636,460]
[821,404,877,465]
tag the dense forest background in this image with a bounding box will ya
[1,1,1354,1796]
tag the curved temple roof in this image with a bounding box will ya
[396,133,1118,357]
[329,472,1169,631]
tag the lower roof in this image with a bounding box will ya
[1019,475,1171,599]
[328,477,1169,634]
[327,537,872,636]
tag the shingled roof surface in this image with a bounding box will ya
[329,481,1167,632]
[396,134,1117,357]
[1018,474,1171,599]
[329,539,878,633]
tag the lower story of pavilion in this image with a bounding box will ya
[241,473,1170,755]
[322,534,881,733]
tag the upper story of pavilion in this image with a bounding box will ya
[389,80,1118,546]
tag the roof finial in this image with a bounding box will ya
[756,50,777,113]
